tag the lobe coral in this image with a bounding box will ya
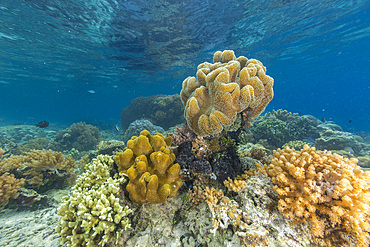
[114,130,181,204]
[180,50,274,136]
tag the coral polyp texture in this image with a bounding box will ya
[0,173,25,207]
[56,155,132,247]
[114,130,181,204]
[180,50,274,136]
[267,145,370,246]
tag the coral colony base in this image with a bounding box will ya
[0,50,369,247]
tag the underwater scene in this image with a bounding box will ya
[0,0,369,246]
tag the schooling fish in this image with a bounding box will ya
[35,121,49,128]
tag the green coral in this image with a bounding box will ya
[53,122,100,151]
[265,109,298,122]
[250,118,289,149]
[56,155,132,247]
[282,140,308,150]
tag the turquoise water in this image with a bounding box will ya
[0,0,369,131]
[0,1,370,246]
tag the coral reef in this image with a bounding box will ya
[357,156,370,168]
[0,173,25,207]
[267,145,370,246]
[0,125,56,144]
[122,119,165,143]
[16,138,50,155]
[184,175,311,246]
[249,111,320,149]
[191,136,211,159]
[166,123,196,147]
[56,155,132,247]
[114,130,181,204]
[180,50,274,136]
[250,118,290,148]
[265,109,299,122]
[282,140,308,150]
[21,149,76,190]
[120,94,185,130]
[175,134,242,183]
[0,149,77,191]
[53,122,100,151]
[316,129,365,155]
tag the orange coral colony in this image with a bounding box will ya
[114,130,181,204]
[267,145,370,246]
[180,50,274,136]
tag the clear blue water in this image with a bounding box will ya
[0,0,369,132]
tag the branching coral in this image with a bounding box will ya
[22,149,76,188]
[114,130,181,204]
[0,173,25,207]
[0,149,76,189]
[191,136,210,159]
[267,145,370,246]
[180,50,274,136]
[56,155,132,247]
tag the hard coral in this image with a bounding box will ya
[180,50,274,136]
[114,130,181,204]
[53,122,100,151]
[0,149,76,191]
[21,149,76,189]
[166,123,196,147]
[120,94,185,130]
[56,155,132,247]
[267,145,370,246]
[0,173,25,207]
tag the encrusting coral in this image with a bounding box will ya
[114,130,181,204]
[180,50,274,136]
[266,145,370,246]
[56,155,132,247]
[0,173,25,207]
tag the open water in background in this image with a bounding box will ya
[0,0,369,132]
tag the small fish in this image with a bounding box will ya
[349,120,352,123]
[35,121,49,128]
[321,117,326,123]
[112,85,118,89]
[115,124,120,132]
[87,90,96,94]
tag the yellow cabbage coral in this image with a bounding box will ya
[267,145,370,246]
[180,50,274,136]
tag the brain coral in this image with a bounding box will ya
[180,50,274,136]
